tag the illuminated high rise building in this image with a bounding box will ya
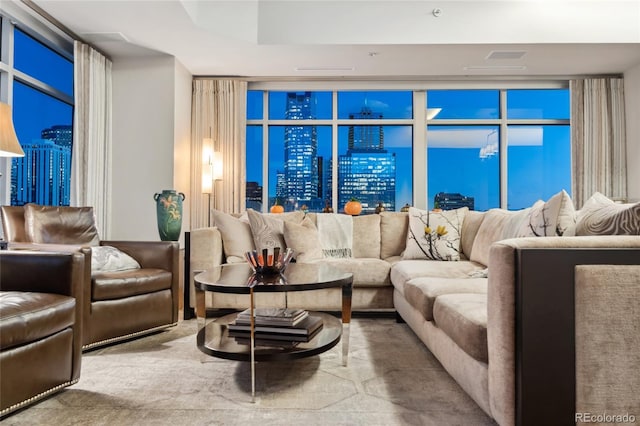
[41,125,73,148]
[339,106,396,214]
[284,92,319,207]
[11,138,71,205]
[10,124,73,206]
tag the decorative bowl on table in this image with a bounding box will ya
[244,247,294,276]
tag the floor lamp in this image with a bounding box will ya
[202,138,214,226]
[212,150,223,211]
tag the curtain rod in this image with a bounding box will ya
[19,0,112,61]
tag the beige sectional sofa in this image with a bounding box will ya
[188,197,640,426]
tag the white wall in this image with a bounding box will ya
[624,63,640,202]
[111,55,192,243]
[173,60,193,246]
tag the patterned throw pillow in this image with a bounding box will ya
[246,209,305,250]
[517,190,575,237]
[576,192,640,235]
[403,207,467,261]
[91,246,140,273]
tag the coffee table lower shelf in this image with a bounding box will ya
[197,311,342,362]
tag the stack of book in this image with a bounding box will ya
[228,308,323,346]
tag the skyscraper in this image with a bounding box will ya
[11,139,71,205]
[41,125,73,149]
[11,124,73,206]
[339,106,396,214]
[283,92,319,208]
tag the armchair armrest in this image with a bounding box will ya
[0,250,86,299]
[102,240,178,272]
[102,240,179,324]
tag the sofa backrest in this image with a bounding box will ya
[352,214,381,258]
[379,211,408,260]
[460,210,485,260]
[469,209,514,266]
[25,204,101,246]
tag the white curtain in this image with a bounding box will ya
[191,79,247,226]
[71,41,113,237]
[570,78,627,209]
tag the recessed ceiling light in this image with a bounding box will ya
[295,66,355,71]
[463,65,527,71]
[486,50,527,60]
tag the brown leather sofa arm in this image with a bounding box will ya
[0,250,85,384]
[0,251,86,300]
[102,240,178,272]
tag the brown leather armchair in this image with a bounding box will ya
[1,204,179,350]
[0,250,85,417]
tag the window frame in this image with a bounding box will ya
[0,7,75,205]
[248,81,570,212]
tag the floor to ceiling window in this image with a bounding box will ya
[0,16,74,206]
[247,86,569,213]
[426,88,570,210]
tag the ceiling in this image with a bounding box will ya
[27,0,640,79]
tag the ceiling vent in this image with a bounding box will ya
[81,32,130,43]
[486,50,527,60]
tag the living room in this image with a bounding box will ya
[1,1,639,425]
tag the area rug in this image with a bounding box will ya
[5,317,496,426]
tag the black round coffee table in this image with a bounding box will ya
[194,263,353,400]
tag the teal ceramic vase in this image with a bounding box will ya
[154,189,185,241]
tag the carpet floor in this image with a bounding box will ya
[5,317,497,426]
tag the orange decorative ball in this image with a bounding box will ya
[270,201,284,214]
[344,199,362,216]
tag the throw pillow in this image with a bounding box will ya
[283,217,323,263]
[211,209,255,262]
[91,246,141,273]
[575,192,640,236]
[24,203,101,245]
[403,207,467,261]
[517,190,574,237]
[246,209,304,250]
[469,209,515,266]
[501,207,533,240]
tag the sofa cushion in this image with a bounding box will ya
[403,207,467,261]
[433,293,488,363]
[460,210,485,260]
[24,204,100,246]
[0,291,75,350]
[390,260,486,290]
[379,211,408,260]
[469,209,515,266]
[575,192,640,236]
[283,217,323,263]
[353,214,381,259]
[403,277,487,321]
[92,269,172,301]
[212,209,255,263]
[317,258,391,287]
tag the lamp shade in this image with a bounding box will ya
[0,102,25,157]
[202,137,214,194]
[212,151,223,181]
